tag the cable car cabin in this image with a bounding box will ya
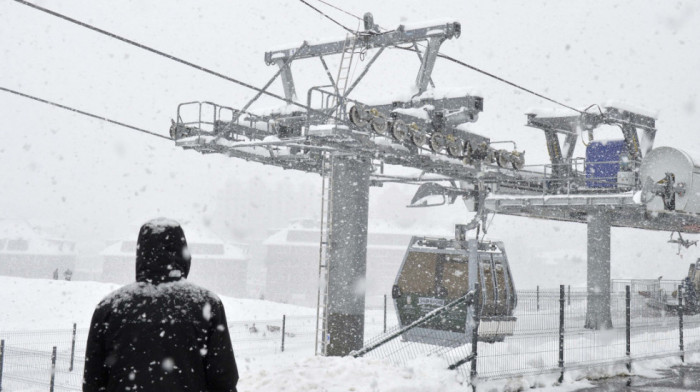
[392,236,517,346]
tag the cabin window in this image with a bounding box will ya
[442,260,469,300]
[397,252,437,296]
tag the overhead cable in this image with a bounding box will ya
[314,0,364,21]
[432,51,583,114]
[0,86,171,140]
[299,0,356,34]
[12,0,338,121]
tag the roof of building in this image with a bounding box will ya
[0,220,76,256]
[100,221,249,260]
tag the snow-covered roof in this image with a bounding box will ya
[100,240,248,260]
[101,221,249,260]
[0,220,76,255]
[263,220,414,249]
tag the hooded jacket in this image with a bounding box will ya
[83,219,238,392]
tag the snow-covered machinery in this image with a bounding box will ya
[525,104,657,193]
[347,91,526,167]
[639,258,700,315]
[392,235,517,345]
[170,14,526,172]
[640,147,700,214]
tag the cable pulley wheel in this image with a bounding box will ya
[349,104,367,127]
[496,150,510,168]
[447,138,464,158]
[412,131,428,146]
[429,133,446,152]
[370,113,388,135]
[511,152,525,170]
[392,119,409,142]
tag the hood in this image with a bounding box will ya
[135,218,191,284]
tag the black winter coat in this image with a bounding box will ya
[83,219,238,392]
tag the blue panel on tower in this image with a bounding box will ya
[585,140,628,188]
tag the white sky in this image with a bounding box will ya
[1,0,699,287]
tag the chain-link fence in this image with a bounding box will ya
[3,286,698,391]
[355,284,700,388]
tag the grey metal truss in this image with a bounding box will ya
[264,18,461,101]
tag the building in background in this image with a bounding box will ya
[0,220,77,280]
[100,224,250,297]
[263,220,412,307]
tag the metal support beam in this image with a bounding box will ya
[275,58,297,101]
[264,21,461,64]
[319,55,341,98]
[412,42,435,89]
[325,154,371,356]
[237,42,307,120]
[416,37,444,95]
[562,132,578,161]
[585,209,613,329]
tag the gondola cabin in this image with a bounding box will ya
[392,236,517,345]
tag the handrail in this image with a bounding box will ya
[351,290,475,358]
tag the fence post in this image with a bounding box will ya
[536,285,540,312]
[567,285,571,306]
[281,315,286,353]
[626,285,631,373]
[470,283,481,392]
[0,339,4,392]
[50,346,57,392]
[558,285,565,383]
[70,322,77,372]
[383,294,387,334]
[678,285,684,363]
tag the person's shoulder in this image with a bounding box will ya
[96,282,150,309]
[164,280,223,304]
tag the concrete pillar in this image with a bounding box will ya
[584,209,613,329]
[325,154,371,356]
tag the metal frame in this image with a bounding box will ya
[265,19,460,94]
[171,11,700,344]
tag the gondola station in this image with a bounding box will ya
[168,11,700,356]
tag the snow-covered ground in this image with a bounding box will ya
[3,276,700,392]
[2,0,700,390]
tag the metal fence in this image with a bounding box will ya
[356,285,700,388]
[0,315,320,392]
[2,287,698,391]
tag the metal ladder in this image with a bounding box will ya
[329,34,359,119]
[315,153,333,355]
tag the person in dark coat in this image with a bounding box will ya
[83,218,238,392]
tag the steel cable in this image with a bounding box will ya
[0,86,171,141]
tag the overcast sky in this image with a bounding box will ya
[1,0,699,286]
